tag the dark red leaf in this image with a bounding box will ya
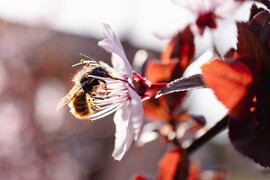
[236,0,270,10]
[229,113,270,167]
[201,59,253,118]
[156,74,205,98]
[145,60,178,84]
[143,97,170,121]
[237,22,270,70]
[158,148,189,180]
[248,10,270,45]
[161,26,195,70]
[249,4,266,22]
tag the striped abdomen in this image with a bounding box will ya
[69,91,92,119]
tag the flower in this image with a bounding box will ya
[58,24,146,161]
[97,23,145,160]
[173,0,241,35]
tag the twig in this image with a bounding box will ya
[186,115,230,153]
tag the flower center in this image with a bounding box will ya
[132,72,151,99]
[196,11,217,30]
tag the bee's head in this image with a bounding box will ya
[92,67,110,78]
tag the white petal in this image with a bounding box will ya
[127,86,144,141]
[111,53,128,77]
[98,39,115,54]
[98,24,133,83]
[102,23,124,53]
[112,100,134,161]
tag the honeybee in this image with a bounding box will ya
[57,56,113,119]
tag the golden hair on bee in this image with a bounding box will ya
[57,59,113,119]
[72,66,94,83]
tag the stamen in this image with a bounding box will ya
[95,94,124,101]
[90,103,124,120]
[91,84,126,91]
[89,94,121,100]
[85,74,126,83]
[94,99,127,110]
[88,100,94,106]
[93,97,129,107]
[90,103,121,118]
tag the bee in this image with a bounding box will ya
[57,56,113,119]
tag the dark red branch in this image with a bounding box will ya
[186,115,230,153]
[150,83,168,89]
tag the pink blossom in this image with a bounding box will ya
[96,24,144,160]
[173,0,241,35]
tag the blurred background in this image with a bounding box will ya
[0,0,270,179]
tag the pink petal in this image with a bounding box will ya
[128,86,144,141]
[98,23,133,83]
[102,23,124,52]
[111,54,128,78]
[112,100,134,161]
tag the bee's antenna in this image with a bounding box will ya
[79,53,100,65]
[72,53,101,67]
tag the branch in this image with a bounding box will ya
[187,115,230,153]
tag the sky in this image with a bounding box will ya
[0,0,192,50]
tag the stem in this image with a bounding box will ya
[150,83,167,89]
[186,115,229,154]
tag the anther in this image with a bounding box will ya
[85,73,89,78]
[89,101,93,106]
[81,59,84,63]
[88,119,92,123]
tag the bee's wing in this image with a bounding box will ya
[57,83,82,111]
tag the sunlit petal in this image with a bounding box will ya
[98,23,133,82]
[112,101,134,161]
[128,86,144,140]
